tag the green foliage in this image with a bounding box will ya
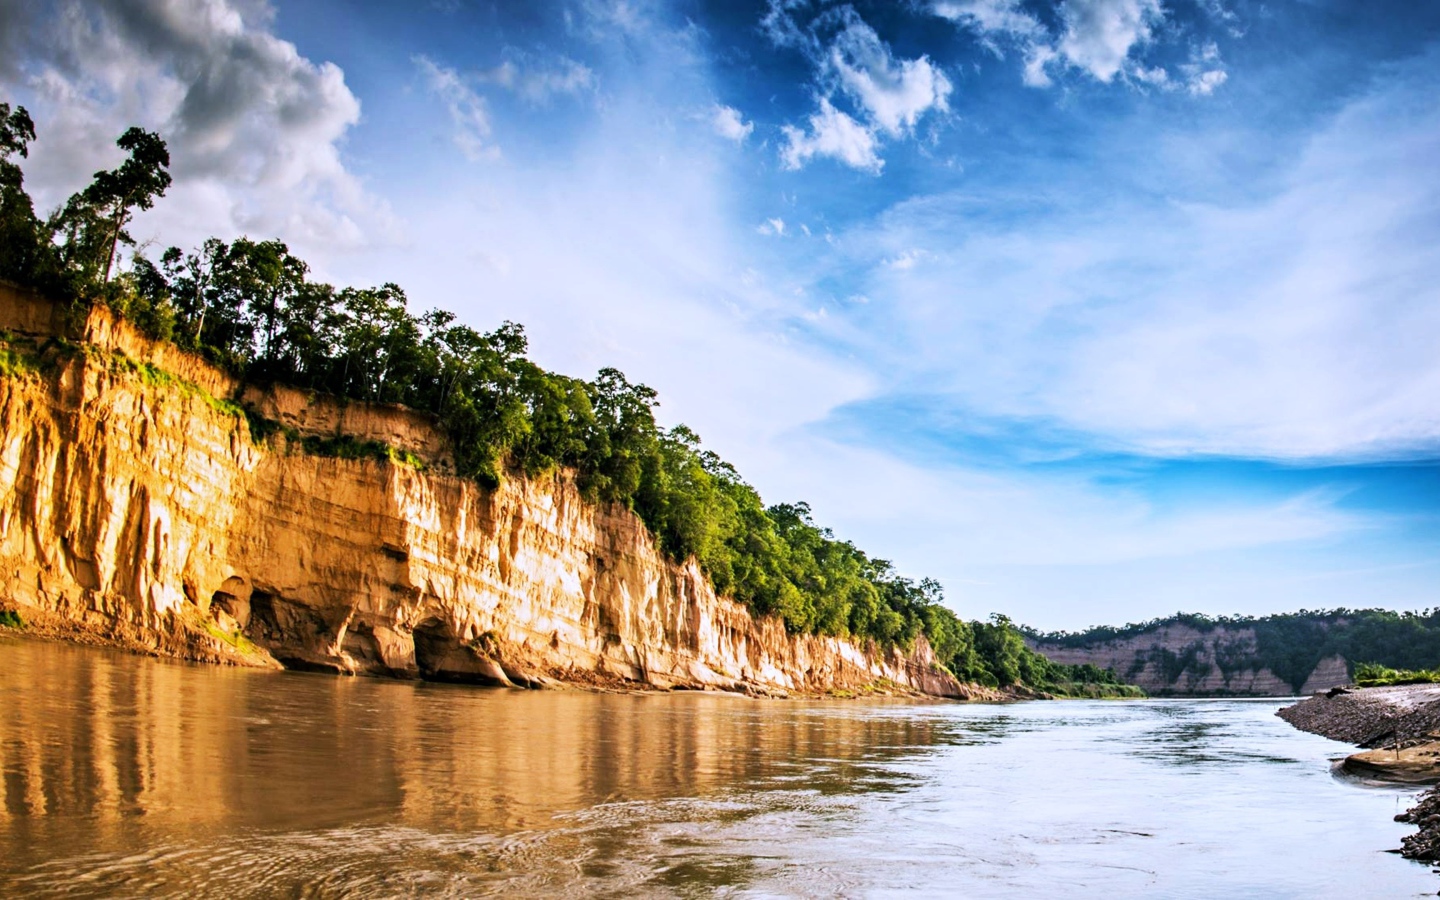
[0,102,76,300]
[0,101,1146,696]
[0,344,38,379]
[0,609,22,628]
[1354,662,1440,688]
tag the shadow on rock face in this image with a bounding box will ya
[413,618,516,687]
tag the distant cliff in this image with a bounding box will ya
[0,284,988,699]
[1027,623,1347,696]
[1025,607,1440,696]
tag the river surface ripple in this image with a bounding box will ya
[0,637,1433,898]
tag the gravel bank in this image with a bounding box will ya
[1278,685,1440,867]
[1277,684,1440,748]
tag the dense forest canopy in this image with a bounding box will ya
[0,103,1134,695]
[1026,608,1440,692]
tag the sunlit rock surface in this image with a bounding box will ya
[0,283,982,698]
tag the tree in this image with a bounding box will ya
[214,238,308,367]
[0,102,44,284]
[80,127,172,286]
[160,238,226,348]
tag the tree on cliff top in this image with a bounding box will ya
[0,100,1132,697]
[48,127,171,297]
[0,103,46,286]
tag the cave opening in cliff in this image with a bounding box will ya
[412,618,512,686]
[412,619,452,680]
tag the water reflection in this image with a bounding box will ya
[0,638,964,897]
[2,638,1434,898]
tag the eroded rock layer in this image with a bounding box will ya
[1027,624,1350,697]
[0,284,980,698]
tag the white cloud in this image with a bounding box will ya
[781,97,882,173]
[1181,42,1228,96]
[931,0,1044,43]
[758,217,786,236]
[887,249,923,269]
[1022,44,1058,87]
[935,0,1198,89]
[711,104,753,142]
[1187,68,1227,95]
[0,0,397,256]
[483,53,595,104]
[816,57,1440,461]
[1056,0,1165,83]
[828,18,952,137]
[765,6,951,171]
[759,0,816,50]
[415,55,498,162]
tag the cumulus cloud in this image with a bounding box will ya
[829,18,952,137]
[711,104,753,142]
[764,6,952,172]
[935,0,1217,92]
[0,0,396,254]
[781,97,883,173]
[1056,0,1164,82]
[415,55,498,162]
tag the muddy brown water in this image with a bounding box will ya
[0,636,1434,897]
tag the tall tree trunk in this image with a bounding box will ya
[102,207,127,286]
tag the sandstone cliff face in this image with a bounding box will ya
[0,285,979,698]
[1028,624,1350,697]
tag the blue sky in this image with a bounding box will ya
[3,0,1440,629]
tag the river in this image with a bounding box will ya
[0,637,1431,897]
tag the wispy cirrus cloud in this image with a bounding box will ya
[798,47,1440,463]
[415,54,497,162]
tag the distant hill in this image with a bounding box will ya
[1024,609,1440,697]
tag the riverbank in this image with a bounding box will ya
[1279,684,1440,863]
[0,620,1016,702]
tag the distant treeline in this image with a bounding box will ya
[0,102,1136,695]
[1026,608,1440,692]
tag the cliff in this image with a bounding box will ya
[1027,623,1350,697]
[0,284,984,699]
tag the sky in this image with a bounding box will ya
[2,0,1439,631]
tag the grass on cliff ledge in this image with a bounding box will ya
[0,610,24,628]
[106,351,247,418]
[0,332,47,379]
[243,415,427,471]
[96,349,429,472]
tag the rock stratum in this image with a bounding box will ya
[0,284,986,699]
[1027,623,1350,697]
